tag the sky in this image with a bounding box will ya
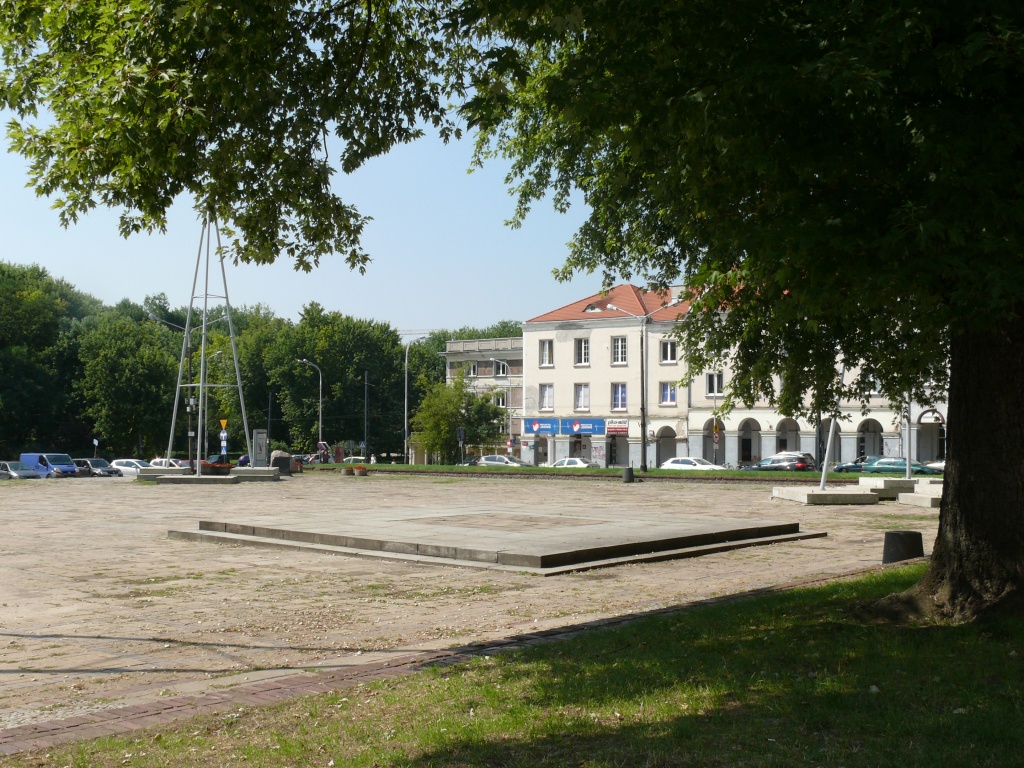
[2,131,607,334]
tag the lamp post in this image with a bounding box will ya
[297,358,323,452]
[607,296,684,472]
[404,336,426,465]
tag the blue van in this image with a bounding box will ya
[20,452,78,478]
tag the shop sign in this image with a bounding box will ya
[559,418,606,435]
[524,417,559,435]
[606,418,629,435]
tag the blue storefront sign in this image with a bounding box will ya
[523,417,559,435]
[559,418,606,436]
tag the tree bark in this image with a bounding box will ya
[920,307,1024,620]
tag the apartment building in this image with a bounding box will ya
[442,336,524,455]
[520,284,947,468]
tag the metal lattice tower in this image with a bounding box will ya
[165,218,252,474]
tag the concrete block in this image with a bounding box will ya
[772,487,879,505]
[897,493,941,508]
[883,530,925,563]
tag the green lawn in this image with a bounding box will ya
[16,564,1021,767]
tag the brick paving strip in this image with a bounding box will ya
[0,560,919,756]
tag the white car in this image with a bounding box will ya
[477,455,529,467]
[111,459,153,477]
[149,457,188,468]
[659,457,725,471]
[548,458,600,469]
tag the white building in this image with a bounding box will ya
[520,284,946,468]
[442,336,523,456]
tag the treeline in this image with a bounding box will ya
[0,261,521,459]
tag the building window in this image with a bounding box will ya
[494,391,506,408]
[660,340,677,363]
[612,383,627,410]
[707,371,724,396]
[574,383,590,411]
[660,382,677,405]
[575,338,590,366]
[492,359,508,377]
[539,384,554,411]
[539,339,553,367]
[467,362,478,377]
[611,336,628,365]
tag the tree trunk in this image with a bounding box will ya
[919,307,1024,620]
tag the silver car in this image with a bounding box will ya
[0,460,45,479]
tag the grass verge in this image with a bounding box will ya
[12,564,1020,767]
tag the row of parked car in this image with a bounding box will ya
[0,453,240,480]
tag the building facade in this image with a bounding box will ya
[442,336,524,456]
[520,284,947,468]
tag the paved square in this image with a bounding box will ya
[0,473,938,736]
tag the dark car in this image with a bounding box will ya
[742,455,814,471]
[834,455,881,473]
[73,458,123,477]
[0,460,45,479]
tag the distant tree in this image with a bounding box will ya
[412,371,505,463]
[76,312,179,456]
[449,320,523,340]
[267,304,404,455]
[0,262,101,454]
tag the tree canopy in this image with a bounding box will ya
[459,0,1024,619]
[0,0,468,271]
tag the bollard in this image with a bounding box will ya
[882,530,925,564]
[623,466,634,483]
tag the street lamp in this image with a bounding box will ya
[404,336,426,465]
[297,358,323,452]
[607,296,684,472]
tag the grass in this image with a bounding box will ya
[12,565,1021,768]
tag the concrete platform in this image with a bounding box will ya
[772,487,879,505]
[858,477,916,500]
[897,492,941,508]
[169,509,827,576]
[156,474,241,485]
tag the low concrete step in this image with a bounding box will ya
[167,527,827,576]
[897,493,941,508]
[772,487,878,505]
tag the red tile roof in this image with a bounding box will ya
[525,284,689,323]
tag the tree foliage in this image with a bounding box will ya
[0,0,469,271]
[459,0,1024,618]
[461,0,1023,413]
[411,371,505,463]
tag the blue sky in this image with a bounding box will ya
[2,132,606,333]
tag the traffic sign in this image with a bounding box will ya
[713,431,720,445]
[220,419,228,429]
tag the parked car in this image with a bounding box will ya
[73,458,123,477]
[477,454,529,467]
[834,455,881,473]
[769,451,818,470]
[741,454,813,471]
[20,452,77,477]
[110,459,153,477]
[341,456,367,465]
[549,457,600,469]
[0,460,45,479]
[862,457,943,475]
[149,457,189,469]
[659,457,725,471]
[458,456,481,466]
